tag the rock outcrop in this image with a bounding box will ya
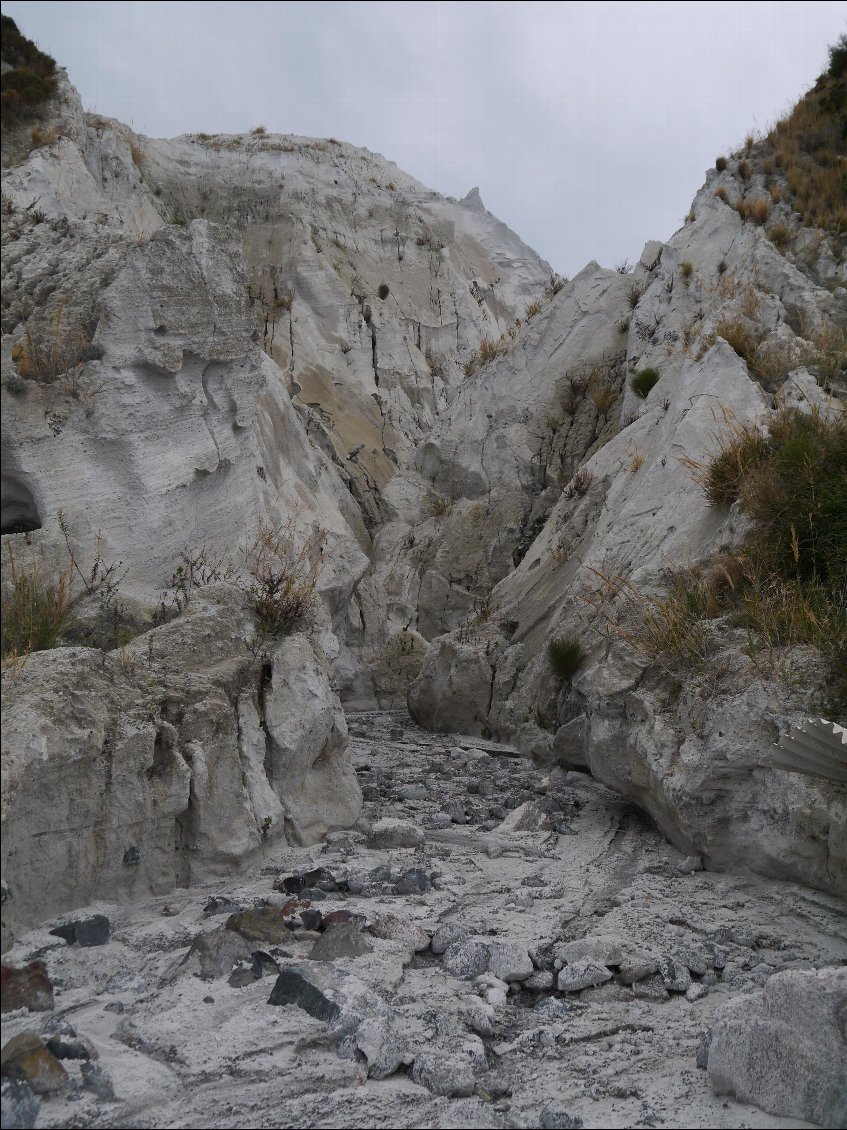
[708,966,847,1127]
[1,588,360,946]
[2,33,845,958]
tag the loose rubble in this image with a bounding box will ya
[0,710,844,1129]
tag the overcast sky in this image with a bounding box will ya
[4,1,845,274]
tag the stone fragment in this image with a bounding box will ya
[411,1050,475,1097]
[1,963,53,1013]
[80,1062,115,1101]
[431,922,468,955]
[557,960,612,993]
[225,906,294,945]
[367,914,430,952]
[49,915,110,948]
[309,922,374,961]
[268,961,403,1078]
[367,818,424,849]
[442,939,491,980]
[487,942,534,983]
[1,1078,39,1130]
[0,1032,68,1094]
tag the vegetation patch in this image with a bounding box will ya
[547,636,586,681]
[0,16,57,128]
[630,367,660,399]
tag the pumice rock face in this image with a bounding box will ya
[1,21,845,1127]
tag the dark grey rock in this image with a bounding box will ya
[1,1078,39,1129]
[309,922,374,961]
[299,908,323,932]
[395,868,430,895]
[203,896,240,917]
[80,1062,115,1102]
[228,964,259,988]
[540,1105,584,1128]
[49,914,110,948]
[659,957,692,993]
[695,1029,712,1069]
[442,940,491,980]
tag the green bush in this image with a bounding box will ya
[1,543,74,662]
[630,367,660,399]
[377,283,389,300]
[547,636,586,680]
[0,16,57,127]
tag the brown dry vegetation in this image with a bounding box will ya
[766,36,847,234]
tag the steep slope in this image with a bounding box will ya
[405,70,846,892]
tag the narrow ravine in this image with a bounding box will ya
[2,713,845,1129]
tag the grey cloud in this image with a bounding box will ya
[3,0,844,274]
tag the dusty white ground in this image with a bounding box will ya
[4,711,845,1129]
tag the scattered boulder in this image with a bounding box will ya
[557,960,613,993]
[1,1078,39,1130]
[411,1049,475,1097]
[49,914,110,948]
[1,963,53,1013]
[431,922,468,955]
[367,818,424,849]
[367,914,430,952]
[268,961,404,1078]
[162,927,252,982]
[225,906,294,945]
[540,1107,584,1130]
[488,942,534,983]
[442,939,491,980]
[309,923,374,961]
[708,966,847,1128]
[0,1032,68,1094]
[80,1061,115,1101]
[394,868,430,895]
[496,800,551,833]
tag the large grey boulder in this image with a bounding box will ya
[707,966,847,1128]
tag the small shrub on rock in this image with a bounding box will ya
[547,636,586,681]
[630,367,661,399]
[377,283,389,300]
